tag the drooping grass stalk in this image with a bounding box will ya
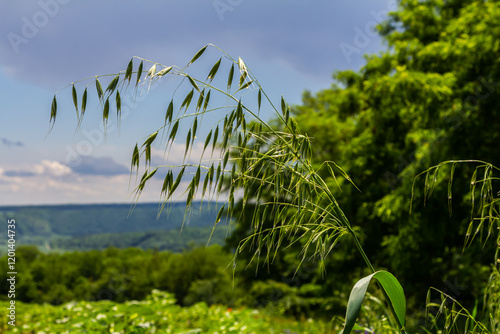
[413,160,500,254]
[413,160,500,334]
[51,44,406,333]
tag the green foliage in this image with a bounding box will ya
[288,0,500,323]
[0,244,346,325]
[0,245,238,307]
[0,290,333,333]
[239,280,329,319]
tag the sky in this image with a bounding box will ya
[0,0,394,205]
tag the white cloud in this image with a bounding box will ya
[37,160,72,177]
[0,160,73,179]
[0,171,148,205]
[0,155,225,205]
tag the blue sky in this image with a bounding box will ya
[0,0,394,205]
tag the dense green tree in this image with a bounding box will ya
[0,203,228,253]
[0,246,240,307]
[155,245,237,306]
[212,0,500,326]
[287,0,500,311]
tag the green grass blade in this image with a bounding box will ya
[207,57,222,82]
[72,84,78,115]
[188,45,207,66]
[125,59,133,82]
[50,95,57,124]
[157,66,172,77]
[116,90,121,116]
[227,64,234,92]
[341,270,406,334]
[81,88,87,116]
[96,78,103,100]
[136,61,143,85]
[106,75,120,93]
[187,75,201,93]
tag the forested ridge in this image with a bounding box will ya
[0,202,228,252]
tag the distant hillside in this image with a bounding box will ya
[0,202,230,252]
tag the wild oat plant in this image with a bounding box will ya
[414,161,500,333]
[51,45,499,333]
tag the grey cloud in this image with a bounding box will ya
[70,156,129,176]
[3,170,36,177]
[0,0,388,90]
[1,138,24,147]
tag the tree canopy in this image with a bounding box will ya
[228,0,500,322]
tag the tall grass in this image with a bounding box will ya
[414,161,500,333]
[51,45,499,333]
